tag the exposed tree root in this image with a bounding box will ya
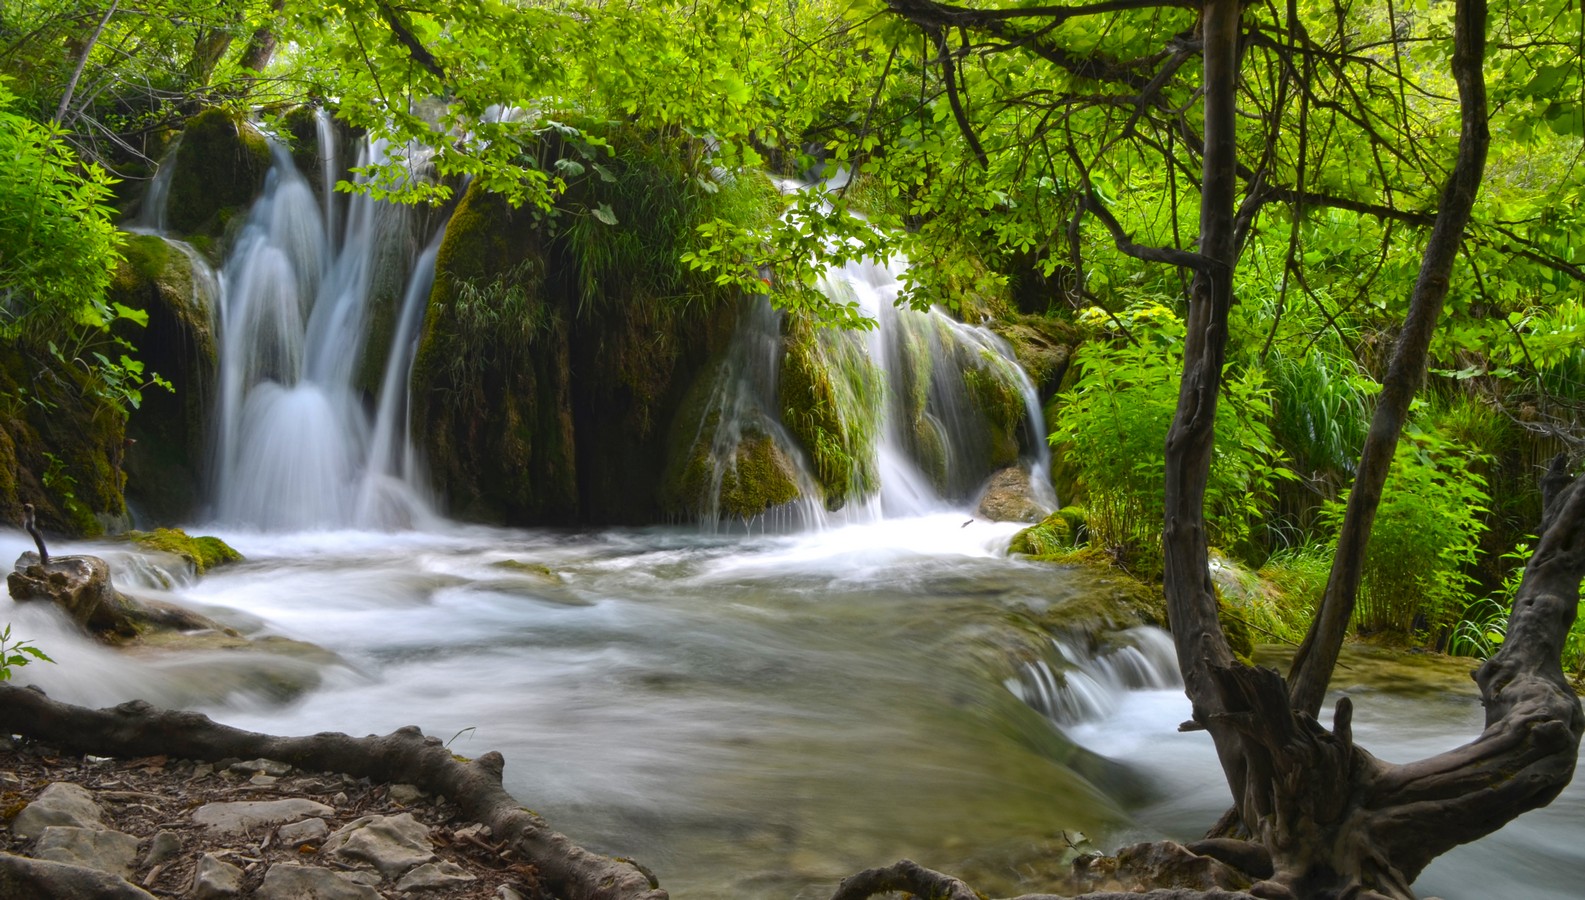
[0,685,666,900]
[828,856,1261,900]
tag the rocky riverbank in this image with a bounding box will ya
[1,735,550,899]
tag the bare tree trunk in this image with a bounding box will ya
[1287,0,1493,719]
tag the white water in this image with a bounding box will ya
[209,135,437,530]
[684,253,1056,530]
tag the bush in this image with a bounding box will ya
[1050,300,1290,576]
[1321,422,1489,638]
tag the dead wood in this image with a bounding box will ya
[0,685,666,900]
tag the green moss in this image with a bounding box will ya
[1009,510,1075,556]
[165,108,272,242]
[778,317,881,510]
[127,528,243,573]
[717,432,801,519]
[962,353,1025,468]
[490,559,561,581]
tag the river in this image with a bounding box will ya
[4,519,1581,899]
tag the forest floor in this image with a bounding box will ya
[0,734,554,899]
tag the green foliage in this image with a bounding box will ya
[1050,301,1290,575]
[1251,543,1335,643]
[1008,509,1076,557]
[0,624,52,681]
[1322,423,1491,638]
[0,78,121,341]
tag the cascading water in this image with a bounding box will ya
[683,248,1058,530]
[1008,627,1181,725]
[202,120,439,531]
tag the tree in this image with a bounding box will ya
[820,1,1585,897]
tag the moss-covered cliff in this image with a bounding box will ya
[411,127,755,524]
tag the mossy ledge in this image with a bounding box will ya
[126,528,243,574]
[164,108,271,247]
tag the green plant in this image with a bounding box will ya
[1321,421,1491,638]
[0,624,53,681]
[1050,300,1291,576]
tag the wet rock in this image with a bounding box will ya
[277,817,330,847]
[13,782,105,839]
[190,852,244,900]
[142,830,182,868]
[7,553,226,638]
[255,863,383,900]
[32,825,140,878]
[323,813,436,878]
[975,466,1050,523]
[191,798,335,834]
[396,860,477,891]
[0,851,156,899]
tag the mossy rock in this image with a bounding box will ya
[0,344,128,536]
[110,233,218,524]
[489,559,561,581]
[127,528,243,574]
[165,108,272,243]
[991,316,1081,400]
[1009,510,1075,556]
[778,317,880,511]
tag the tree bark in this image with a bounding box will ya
[1287,0,1492,719]
[0,686,667,900]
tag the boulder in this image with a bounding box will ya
[164,108,272,243]
[975,466,1051,523]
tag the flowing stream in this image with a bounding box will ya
[4,523,1583,899]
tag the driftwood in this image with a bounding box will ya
[0,685,666,900]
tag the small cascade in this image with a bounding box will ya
[179,128,439,531]
[132,137,180,233]
[684,246,1058,530]
[1008,627,1180,725]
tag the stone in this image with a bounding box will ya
[255,863,383,900]
[974,466,1050,524]
[32,825,141,878]
[496,886,527,900]
[13,782,105,839]
[396,860,477,891]
[0,851,157,899]
[230,757,292,777]
[388,783,424,806]
[7,554,134,635]
[323,813,435,878]
[277,817,330,847]
[191,852,244,900]
[192,798,335,834]
[142,830,182,867]
[250,774,279,787]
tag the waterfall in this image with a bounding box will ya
[130,123,440,531]
[1008,627,1181,725]
[682,248,1058,530]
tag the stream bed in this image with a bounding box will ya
[4,518,1582,898]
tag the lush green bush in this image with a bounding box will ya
[1050,300,1290,576]
[1321,422,1490,638]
